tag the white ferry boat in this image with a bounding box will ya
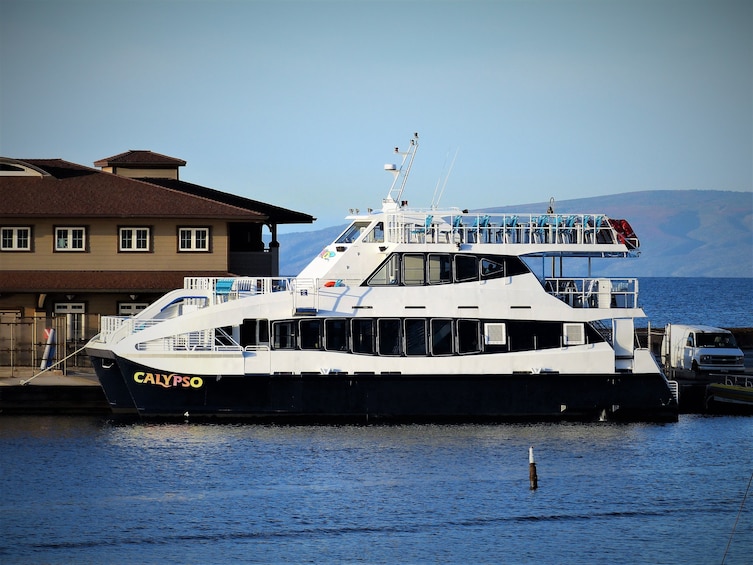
[86,133,678,422]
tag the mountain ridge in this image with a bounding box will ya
[277,190,753,277]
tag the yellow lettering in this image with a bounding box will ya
[134,371,203,389]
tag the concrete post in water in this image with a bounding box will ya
[529,446,538,490]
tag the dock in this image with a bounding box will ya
[0,367,109,415]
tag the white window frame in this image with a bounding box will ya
[119,227,151,252]
[178,227,210,252]
[54,302,86,340]
[1,226,31,251]
[55,226,86,251]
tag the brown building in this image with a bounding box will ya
[0,151,314,368]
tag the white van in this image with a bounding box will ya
[661,324,745,378]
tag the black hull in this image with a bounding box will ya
[89,354,139,415]
[95,356,678,423]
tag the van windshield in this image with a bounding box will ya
[695,333,737,348]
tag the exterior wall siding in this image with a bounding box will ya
[1,218,228,271]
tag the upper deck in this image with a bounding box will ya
[342,208,640,258]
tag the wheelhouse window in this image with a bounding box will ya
[363,221,385,243]
[119,227,151,252]
[336,221,371,244]
[55,227,86,251]
[178,227,210,251]
[1,226,31,251]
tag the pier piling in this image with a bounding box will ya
[529,446,538,490]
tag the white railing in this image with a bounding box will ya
[544,277,639,309]
[184,276,295,302]
[667,380,679,402]
[384,211,633,249]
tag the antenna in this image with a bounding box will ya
[384,132,419,205]
[431,146,459,209]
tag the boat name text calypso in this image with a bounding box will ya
[133,371,204,389]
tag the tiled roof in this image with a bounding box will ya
[0,271,230,293]
[93,150,186,167]
[0,158,265,219]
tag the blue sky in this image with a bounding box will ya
[1,0,751,231]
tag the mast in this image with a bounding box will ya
[384,132,419,207]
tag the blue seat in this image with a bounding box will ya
[442,215,464,242]
[215,279,234,295]
[411,215,433,241]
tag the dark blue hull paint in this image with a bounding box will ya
[90,355,678,423]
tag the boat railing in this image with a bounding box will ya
[97,316,131,342]
[544,277,639,309]
[184,276,295,303]
[724,375,753,388]
[96,317,168,344]
[386,211,634,250]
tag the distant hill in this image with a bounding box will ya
[278,190,753,277]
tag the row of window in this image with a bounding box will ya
[366,252,530,286]
[0,226,211,252]
[236,317,602,356]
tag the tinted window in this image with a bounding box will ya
[325,319,348,351]
[352,319,375,354]
[378,319,401,355]
[428,254,452,284]
[431,319,454,355]
[455,255,478,282]
[405,319,427,355]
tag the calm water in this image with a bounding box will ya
[1,277,752,564]
[637,277,753,329]
[1,417,752,564]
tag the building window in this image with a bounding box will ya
[54,303,86,340]
[178,227,210,251]
[119,227,151,252]
[118,303,149,316]
[1,226,31,251]
[55,227,86,251]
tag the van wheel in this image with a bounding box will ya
[691,361,700,378]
